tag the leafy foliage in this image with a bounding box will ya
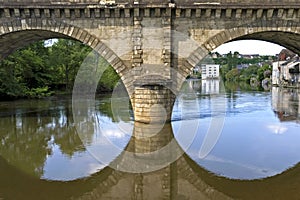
[225,68,240,82]
[0,39,120,99]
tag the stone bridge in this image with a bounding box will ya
[1,0,300,123]
[1,2,300,199]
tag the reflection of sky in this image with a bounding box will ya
[35,98,132,181]
[43,143,105,181]
[84,113,133,166]
[0,97,133,180]
[173,89,300,180]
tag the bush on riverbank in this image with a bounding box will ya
[221,63,272,90]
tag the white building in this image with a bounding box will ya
[272,58,300,86]
[201,64,220,80]
[272,61,285,85]
[201,79,220,94]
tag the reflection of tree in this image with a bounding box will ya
[52,104,86,157]
[0,100,85,178]
[98,95,116,121]
[98,97,132,123]
[224,81,262,92]
[0,113,51,177]
[98,91,132,123]
[53,125,85,157]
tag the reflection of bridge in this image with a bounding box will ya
[272,87,300,122]
[2,122,300,199]
[1,0,300,123]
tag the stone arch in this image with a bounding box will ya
[0,17,131,92]
[202,19,300,54]
[182,19,300,79]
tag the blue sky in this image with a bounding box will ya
[212,40,285,56]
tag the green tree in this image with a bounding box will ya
[0,38,122,98]
[225,51,239,70]
[239,65,259,82]
[49,39,91,92]
[257,64,272,81]
[0,59,25,98]
[225,68,240,82]
[98,62,120,92]
[0,41,51,98]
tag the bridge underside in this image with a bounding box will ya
[1,30,300,60]
[235,31,300,55]
[0,30,70,60]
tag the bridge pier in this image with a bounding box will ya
[130,121,174,153]
[132,85,176,124]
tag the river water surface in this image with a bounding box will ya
[1,80,300,199]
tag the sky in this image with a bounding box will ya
[212,40,285,56]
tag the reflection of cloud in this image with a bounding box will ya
[203,154,227,163]
[199,154,279,179]
[98,117,132,139]
[92,129,125,146]
[102,129,126,138]
[87,163,106,175]
[266,124,288,134]
[116,121,133,137]
[235,102,254,108]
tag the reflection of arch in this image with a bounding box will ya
[178,153,300,199]
[0,18,130,90]
[4,138,300,199]
[182,19,300,79]
[0,156,125,200]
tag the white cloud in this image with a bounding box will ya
[202,154,279,178]
[266,124,288,135]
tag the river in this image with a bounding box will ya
[0,79,300,199]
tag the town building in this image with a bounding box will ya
[272,49,300,88]
[193,65,201,74]
[272,61,286,85]
[272,57,300,87]
[240,54,260,59]
[236,64,249,70]
[278,49,296,61]
[201,64,220,80]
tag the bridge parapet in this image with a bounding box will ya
[0,0,300,8]
[0,6,298,21]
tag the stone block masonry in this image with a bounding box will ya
[132,85,175,123]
